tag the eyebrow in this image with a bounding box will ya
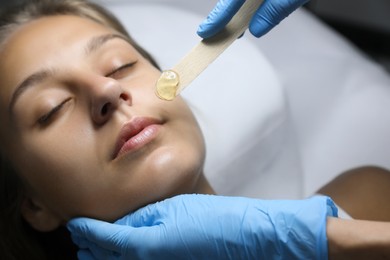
[84,33,128,55]
[8,33,128,117]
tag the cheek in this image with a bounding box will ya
[11,129,106,213]
[138,144,205,201]
[151,115,205,180]
[107,120,205,217]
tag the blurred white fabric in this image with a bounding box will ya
[97,0,390,199]
[256,8,390,196]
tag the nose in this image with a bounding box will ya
[89,77,130,125]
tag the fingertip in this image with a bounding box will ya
[66,217,84,232]
[248,24,266,38]
[115,202,161,227]
[196,23,217,39]
[249,18,273,38]
[66,217,97,233]
[197,0,246,39]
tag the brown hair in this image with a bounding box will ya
[0,0,159,258]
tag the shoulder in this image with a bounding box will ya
[318,165,390,221]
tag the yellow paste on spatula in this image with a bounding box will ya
[155,70,180,101]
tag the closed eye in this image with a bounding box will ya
[37,97,72,125]
[106,61,137,79]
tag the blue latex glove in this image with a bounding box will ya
[68,194,337,259]
[197,0,310,38]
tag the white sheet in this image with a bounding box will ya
[256,9,390,196]
[99,0,390,199]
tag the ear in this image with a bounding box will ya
[20,196,62,232]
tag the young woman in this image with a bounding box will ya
[0,0,214,258]
[1,0,389,259]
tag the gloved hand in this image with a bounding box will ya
[197,0,310,38]
[67,194,337,260]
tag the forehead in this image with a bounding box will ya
[1,15,116,82]
[0,15,118,119]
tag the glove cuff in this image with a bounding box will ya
[260,195,338,259]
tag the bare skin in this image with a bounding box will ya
[318,166,390,221]
[318,166,390,259]
[0,15,214,232]
[327,218,390,259]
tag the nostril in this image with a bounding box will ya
[101,103,111,116]
[120,93,129,101]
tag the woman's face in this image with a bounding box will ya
[0,15,207,226]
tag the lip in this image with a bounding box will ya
[112,117,162,159]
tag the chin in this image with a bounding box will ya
[147,146,205,193]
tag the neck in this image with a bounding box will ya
[194,173,215,195]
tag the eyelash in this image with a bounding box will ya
[106,61,137,78]
[36,61,137,126]
[38,97,71,125]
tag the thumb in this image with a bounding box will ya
[249,3,281,37]
[67,217,138,253]
[249,0,309,37]
[115,201,164,227]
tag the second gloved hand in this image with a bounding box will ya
[197,0,310,38]
[68,194,337,259]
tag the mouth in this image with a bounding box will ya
[112,117,163,159]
